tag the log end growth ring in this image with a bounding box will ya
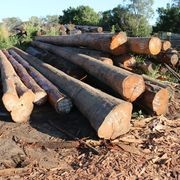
[149,37,162,55]
[153,88,169,115]
[56,97,73,113]
[122,75,145,102]
[97,102,132,139]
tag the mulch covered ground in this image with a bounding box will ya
[0,85,179,180]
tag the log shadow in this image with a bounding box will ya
[29,103,98,141]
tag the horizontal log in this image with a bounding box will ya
[35,32,128,55]
[137,60,156,74]
[3,50,47,105]
[138,84,169,115]
[127,37,162,55]
[27,46,87,80]
[156,48,179,67]
[0,50,34,123]
[9,49,73,114]
[12,47,133,139]
[113,54,136,70]
[31,41,145,102]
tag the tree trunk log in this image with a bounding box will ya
[27,46,87,80]
[12,47,133,139]
[3,50,47,105]
[74,25,103,33]
[156,48,179,67]
[0,50,34,123]
[35,32,128,55]
[31,41,145,102]
[127,37,162,55]
[9,49,73,114]
[137,60,156,74]
[138,84,169,115]
[113,54,136,70]
[161,40,171,51]
[32,43,113,65]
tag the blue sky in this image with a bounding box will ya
[0,0,172,25]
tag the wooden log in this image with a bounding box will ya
[137,60,156,74]
[156,48,179,67]
[3,50,47,105]
[74,25,103,33]
[12,47,133,139]
[127,37,162,55]
[161,40,171,51]
[0,50,34,123]
[138,84,169,115]
[32,42,113,65]
[9,49,73,113]
[31,41,145,102]
[113,54,136,70]
[26,46,87,80]
[35,32,128,55]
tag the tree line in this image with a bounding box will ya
[0,0,179,38]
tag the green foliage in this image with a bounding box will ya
[59,6,100,25]
[153,5,180,33]
[100,1,153,36]
[2,17,22,32]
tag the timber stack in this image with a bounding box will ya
[0,30,179,139]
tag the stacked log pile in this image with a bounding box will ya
[0,32,179,139]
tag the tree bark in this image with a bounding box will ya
[3,50,47,105]
[0,50,34,123]
[35,32,128,55]
[27,46,87,80]
[161,40,171,51]
[138,84,169,115]
[137,60,156,74]
[12,47,133,139]
[156,48,179,67]
[127,37,162,55]
[113,54,136,70]
[9,49,73,114]
[32,43,113,65]
[31,41,145,102]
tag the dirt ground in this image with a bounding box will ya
[0,85,179,180]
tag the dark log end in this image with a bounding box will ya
[56,97,73,113]
[122,75,145,102]
[98,102,132,139]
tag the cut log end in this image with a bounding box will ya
[56,97,73,113]
[10,91,34,123]
[2,93,19,112]
[110,32,127,55]
[153,88,169,115]
[162,41,171,51]
[98,102,132,139]
[149,37,162,55]
[122,75,145,102]
[170,54,179,66]
[34,91,47,105]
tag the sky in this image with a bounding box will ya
[0,0,172,25]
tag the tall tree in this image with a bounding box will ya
[59,6,100,25]
[2,17,22,31]
[100,0,153,36]
[153,4,180,33]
